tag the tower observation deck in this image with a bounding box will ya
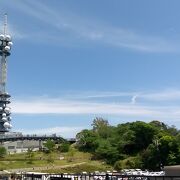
[0,14,13,133]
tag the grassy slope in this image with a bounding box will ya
[0,150,112,173]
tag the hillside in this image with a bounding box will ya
[0,148,112,173]
[76,118,180,170]
[0,119,180,173]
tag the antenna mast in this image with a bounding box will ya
[0,13,13,132]
[3,13,7,35]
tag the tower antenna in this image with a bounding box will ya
[3,13,7,35]
[0,13,13,133]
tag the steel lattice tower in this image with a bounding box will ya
[0,14,13,132]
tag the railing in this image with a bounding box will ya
[0,173,179,180]
[0,136,76,143]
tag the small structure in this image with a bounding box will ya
[164,165,180,176]
[3,140,41,153]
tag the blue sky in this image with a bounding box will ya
[1,0,180,137]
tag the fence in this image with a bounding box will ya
[0,173,180,180]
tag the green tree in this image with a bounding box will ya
[159,135,180,166]
[0,146,7,158]
[75,119,180,170]
[115,121,156,155]
[43,139,55,153]
[76,129,98,152]
[142,136,180,170]
[58,142,70,152]
[166,125,179,136]
[114,156,142,170]
[26,148,34,164]
[116,124,136,155]
[95,139,119,164]
[92,117,111,138]
[47,153,54,163]
[141,143,160,170]
[67,147,75,162]
[150,120,168,131]
[130,121,157,152]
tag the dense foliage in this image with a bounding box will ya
[76,118,180,170]
[0,146,7,158]
[58,142,70,152]
[43,139,55,153]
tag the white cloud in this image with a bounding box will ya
[65,91,136,99]
[3,0,180,52]
[11,99,153,116]
[131,95,138,104]
[75,89,180,102]
[11,90,180,137]
[141,89,180,101]
[10,89,180,122]
[16,126,84,138]
[8,25,26,40]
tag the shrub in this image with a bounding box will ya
[0,147,7,158]
[59,143,70,152]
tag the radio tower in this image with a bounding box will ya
[0,14,13,132]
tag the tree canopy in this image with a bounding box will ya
[76,118,180,170]
[43,139,55,153]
